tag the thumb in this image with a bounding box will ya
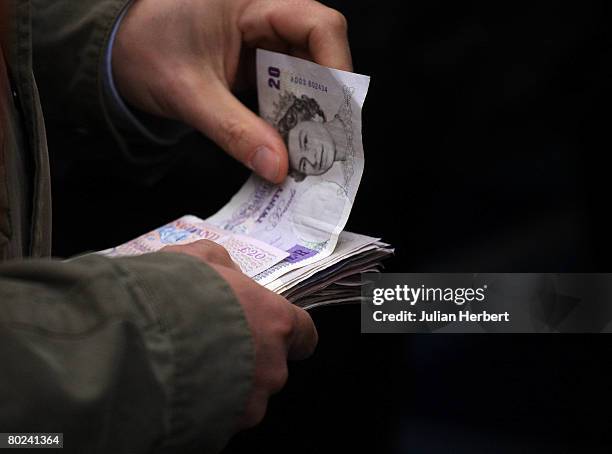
[182,79,288,183]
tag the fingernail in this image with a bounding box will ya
[251,146,280,182]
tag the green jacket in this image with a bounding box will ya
[0,1,254,452]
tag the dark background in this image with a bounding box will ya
[45,1,612,452]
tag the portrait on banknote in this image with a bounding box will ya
[97,50,374,289]
[274,91,354,184]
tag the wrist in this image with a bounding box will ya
[104,0,191,144]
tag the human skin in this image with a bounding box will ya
[287,120,336,175]
[163,240,318,429]
[112,0,353,184]
[113,0,351,431]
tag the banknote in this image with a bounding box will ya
[98,215,289,278]
[280,243,392,308]
[93,50,392,307]
[206,49,370,286]
[266,230,382,293]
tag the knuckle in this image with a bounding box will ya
[212,245,233,264]
[194,240,233,265]
[189,240,215,257]
[273,302,296,339]
[327,9,348,32]
[194,239,217,248]
[220,117,249,150]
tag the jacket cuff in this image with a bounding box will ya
[110,252,254,453]
[60,0,131,129]
[102,1,192,146]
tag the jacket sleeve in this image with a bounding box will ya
[30,0,187,169]
[30,0,128,130]
[0,252,254,453]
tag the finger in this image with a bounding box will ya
[190,240,241,270]
[238,389,269,429]
[163,240,240,270]
[287,305,318,360]
[181,78,289,183]
[240,0,353,72]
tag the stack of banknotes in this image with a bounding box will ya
[99,50,393,310]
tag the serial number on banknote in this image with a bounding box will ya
[289,75,328,93]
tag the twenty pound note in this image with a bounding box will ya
[97,50,371,285]
[206,49,370,286]
[98,215,289,278]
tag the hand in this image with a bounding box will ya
[162,240,318,428]
[112,0,352,183]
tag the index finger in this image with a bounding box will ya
[242,0,353,72]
